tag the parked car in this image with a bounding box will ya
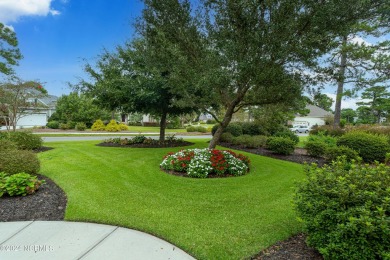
[290,125,310,133]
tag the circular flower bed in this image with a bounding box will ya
[160,148,250,178]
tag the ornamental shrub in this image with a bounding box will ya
[220,132,234,143]
[309,125,345,136]
[241,122,267,136]
[266,137,295,155]
[0,139,17,151]
[0,149,40,175]
[248,135,268,148]
[324,146,359,162]
[2,172,45,197]
[273,130,299,145]
[46,121,59,129]
[91,119,106,131]
[337,131,390,162]
[304,140,328,157]
[75,122,87,131]
[118,123,128,131]
[59,123,69,130]
[131,135,146,144]
[232,134,252,146]
[105,120,120,132]
[186,126,207,133]
[7,131,43,150]
[212,123,243,137]
[294,158,390,260]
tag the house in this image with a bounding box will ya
[0,89,58,130]
[291,104,333,127]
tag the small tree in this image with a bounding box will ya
[356,86,390,124]
[0,79,47,131]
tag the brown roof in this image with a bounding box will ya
[305,105,333,118]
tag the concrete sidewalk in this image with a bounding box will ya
[0,221,195,260]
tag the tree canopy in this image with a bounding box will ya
[0,23,22,76]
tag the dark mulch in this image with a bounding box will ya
[252,233,323,260]
[0,174,67,221]
[219,142,327,167]
[96,140,194,148]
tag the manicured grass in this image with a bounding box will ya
[297,136,308,148]
[38,139,305,259]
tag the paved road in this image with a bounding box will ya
[42,135,212,142]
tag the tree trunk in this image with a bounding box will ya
[159,112,167,142]
[209,103,237,149]
[333,36,348,129]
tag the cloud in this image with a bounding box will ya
[0,0,60,23]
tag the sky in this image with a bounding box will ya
[0,0,388,110]
[0,0,143,96]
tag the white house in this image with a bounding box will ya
[0,92,58,130]
[292,104,333,127]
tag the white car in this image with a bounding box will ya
[290,125,310,134]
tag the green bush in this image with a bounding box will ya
[273,131,299,145]
[0,149,40,175]
[232,134,252,146]
[225,123,243,137]
[131,135,146,144]
[46,121,59,129]
[211,124,219,136]
[7,131,43,150]
[307,133,337,147]
[105,120,120,132]
[2,172,45,197]
[220,132,234,143]
[248,135,268,148]
[241,122,267,136]
[324,146,360,162]
[91,119,106,131]
[59,123,69,130]
[337,131,390,162]
[186,126,207,133]
[266,137,295,155]
[206,119,216,124]
[0,139,17,151]
[294,158,390,260]
[75,122,87,131]
[304,140,328,157]
[309,125,345,136]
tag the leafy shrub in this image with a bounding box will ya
[46,121,59,129]
[7,131,43,150]
[220,132,234,143]
[241,122,267,136]
[266,137,295,155]
[225,123,243,137]
[186,126,207,133]
[0,149,40,175]
[211,124,219,136]
[105,120,120,132]
[68,121,77,129]
[131,135,147,144]
[324,146,359,162]
[142,122,159,127]
[248,135,268,148]
[0,139,17,151]
[118,123,128,131]
[294,158,390,260]
[91,119,106,131]
[307,133,337,147]
[273,131,299,145]
[304,140,328,157]
[59,123,69,130]
[337,131,390,162]
[160,148,250,178]
[75,122,87,131]
[206,119,216,124]
[1,172,45,197]
[309,125,345,136]
[232,134,252,146]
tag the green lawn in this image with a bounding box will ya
[297,136,308,148]
[38,139,305,259]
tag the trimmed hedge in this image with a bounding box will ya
[337,132,390,162]
[266,136,295,155]
[0,149,40,175]
[324,146,359,162]
[294,158,390,259]
[5,131,43,150]
[273,131,299,145]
